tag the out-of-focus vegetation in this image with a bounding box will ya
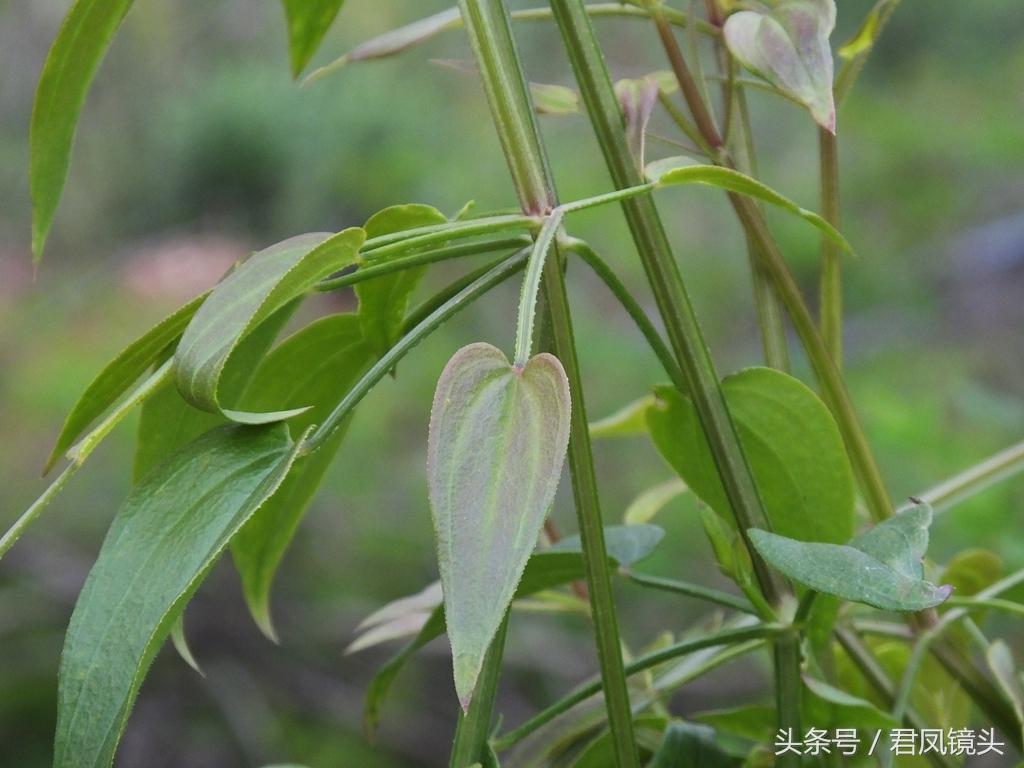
[1,1,1022,765]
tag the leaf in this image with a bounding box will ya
[357,204,448,357]
[281,0,347,77]
[54,423,302,768]
[647,367,855,546]
[428,342,571,708]
[624,478,688,526]
[174,229,364,422]
[838,0,896,60]
[304,8,461,85]
[987,641,1024,733]
[170,615,203,676]
[531,82,581,115]
[649,721,740,768]
[571,715,667,767]
[802,675,897,729]
[616,77,660,170]
[723,0,837,131]
[589,395,654,439]
[232,314,374,639]
[550,524,665,567]
[30,0,135,261]
[748,505,953,612]
[46,292,207,473]
[648,157,852,253]
[941,548,1003,596]
[694,705,775,743]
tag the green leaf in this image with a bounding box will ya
[649,721,740,768]
[589,395,654,439]
[550,524,665,567]
[748,504,953,612]
[723,0,837,131]
[174,229,364,421]
[532,82,581,115]
[987,641,1024,734]
[623,478,688,526]
[281,0,347,77]
[648,157,852,253]
[941,548,1003,596]
[571,715,666,767]
[428,342,571,708]
[357,204,449,357]
[46,292,207,473]
[694,705,775,743]
[802,675,897,729]
[647,367,855,545]
[54,423,302,768]
[29,0,135,261]
[304,8,461,85]
[169,615,203,676]
[232,314,374,639]
[838,0,896,59]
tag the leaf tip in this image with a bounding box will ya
[454,652,481,712]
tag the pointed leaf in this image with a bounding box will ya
[281,0,347,77]
[357,204,448,357]
[648,157,851,253]
[46,292,207,473]
[550,524,665,567]
[428,342,570,708]
[169,615,203,676]
[748,507,953,612]
[647,367,855,545]
[232,314,374,638]
[624,479,688,526]
[589,395,654,439]
[54,423,302,768]
[723,0,837,131]
[174,228,364,422]
[30,0,135,261]
[941,548,1003,596]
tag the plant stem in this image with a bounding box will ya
[458,1,639,763]
[514,211,563,366]
[450,617,508,767]
[492,623,786,750]
[819,127,842,365]
[909,438,1024,513]
[626,571,756,614]
[361,214,537,254]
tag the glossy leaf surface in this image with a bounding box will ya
[428,342,571,708]
[647,367,855,545]
[55,423,301,768]
[30,0,135,261]
[174,229,364,421]
[281,0,347,76]
[357,204,448,357]
[723,0,837,131]
[232,314,374,637]
[749,504,953,611]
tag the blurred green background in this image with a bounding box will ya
[1,1,1022,766]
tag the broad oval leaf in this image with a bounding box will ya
[54,423,302,768]
[428,342,571,708]
[748,504,953,612]
[232,313,374,638]
[647,157,851,253]
[357,204,448,357]
[174,228,364,422]
[647,367,855,546]
[282,0,347,77]
[45,291,207,473]
[30,0,135,261]
[723,0,837,132]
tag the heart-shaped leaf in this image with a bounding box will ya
[647,367,855,546]
[749,503,953,612]
[281,0,347,77]
[174,228,364,422]
[723,0,837,131]
[428,342,571,708]
[54,423,303,768]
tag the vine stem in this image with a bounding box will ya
[819,127,842,364]
[457,1,640,764]
[449,617,508,768]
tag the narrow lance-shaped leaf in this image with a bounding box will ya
[232,314,374,639]
[428,342,571,708]
[723,0,837,132]
[749,503,953,612]
[54,423,303,768]
[45,291,207,473]
[647,367,856,546]
[174,228,364,422]
[646,156,853,253]
[30,0,135,261]
[281,0,347,77]
[357,204,448,357]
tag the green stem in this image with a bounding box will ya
[514,211,563,366]
[946,596,1024,618]
[306,251,527,452]
[626,571,756,614]
[361,214,537,254]
[450,617,508,767]
[492,623,786,751]
[317,236,531,292]
[458,1,640,763]
[818,127,842,365]
[910,438,1024,513]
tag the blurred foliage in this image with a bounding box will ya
[0,0,1022,765]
